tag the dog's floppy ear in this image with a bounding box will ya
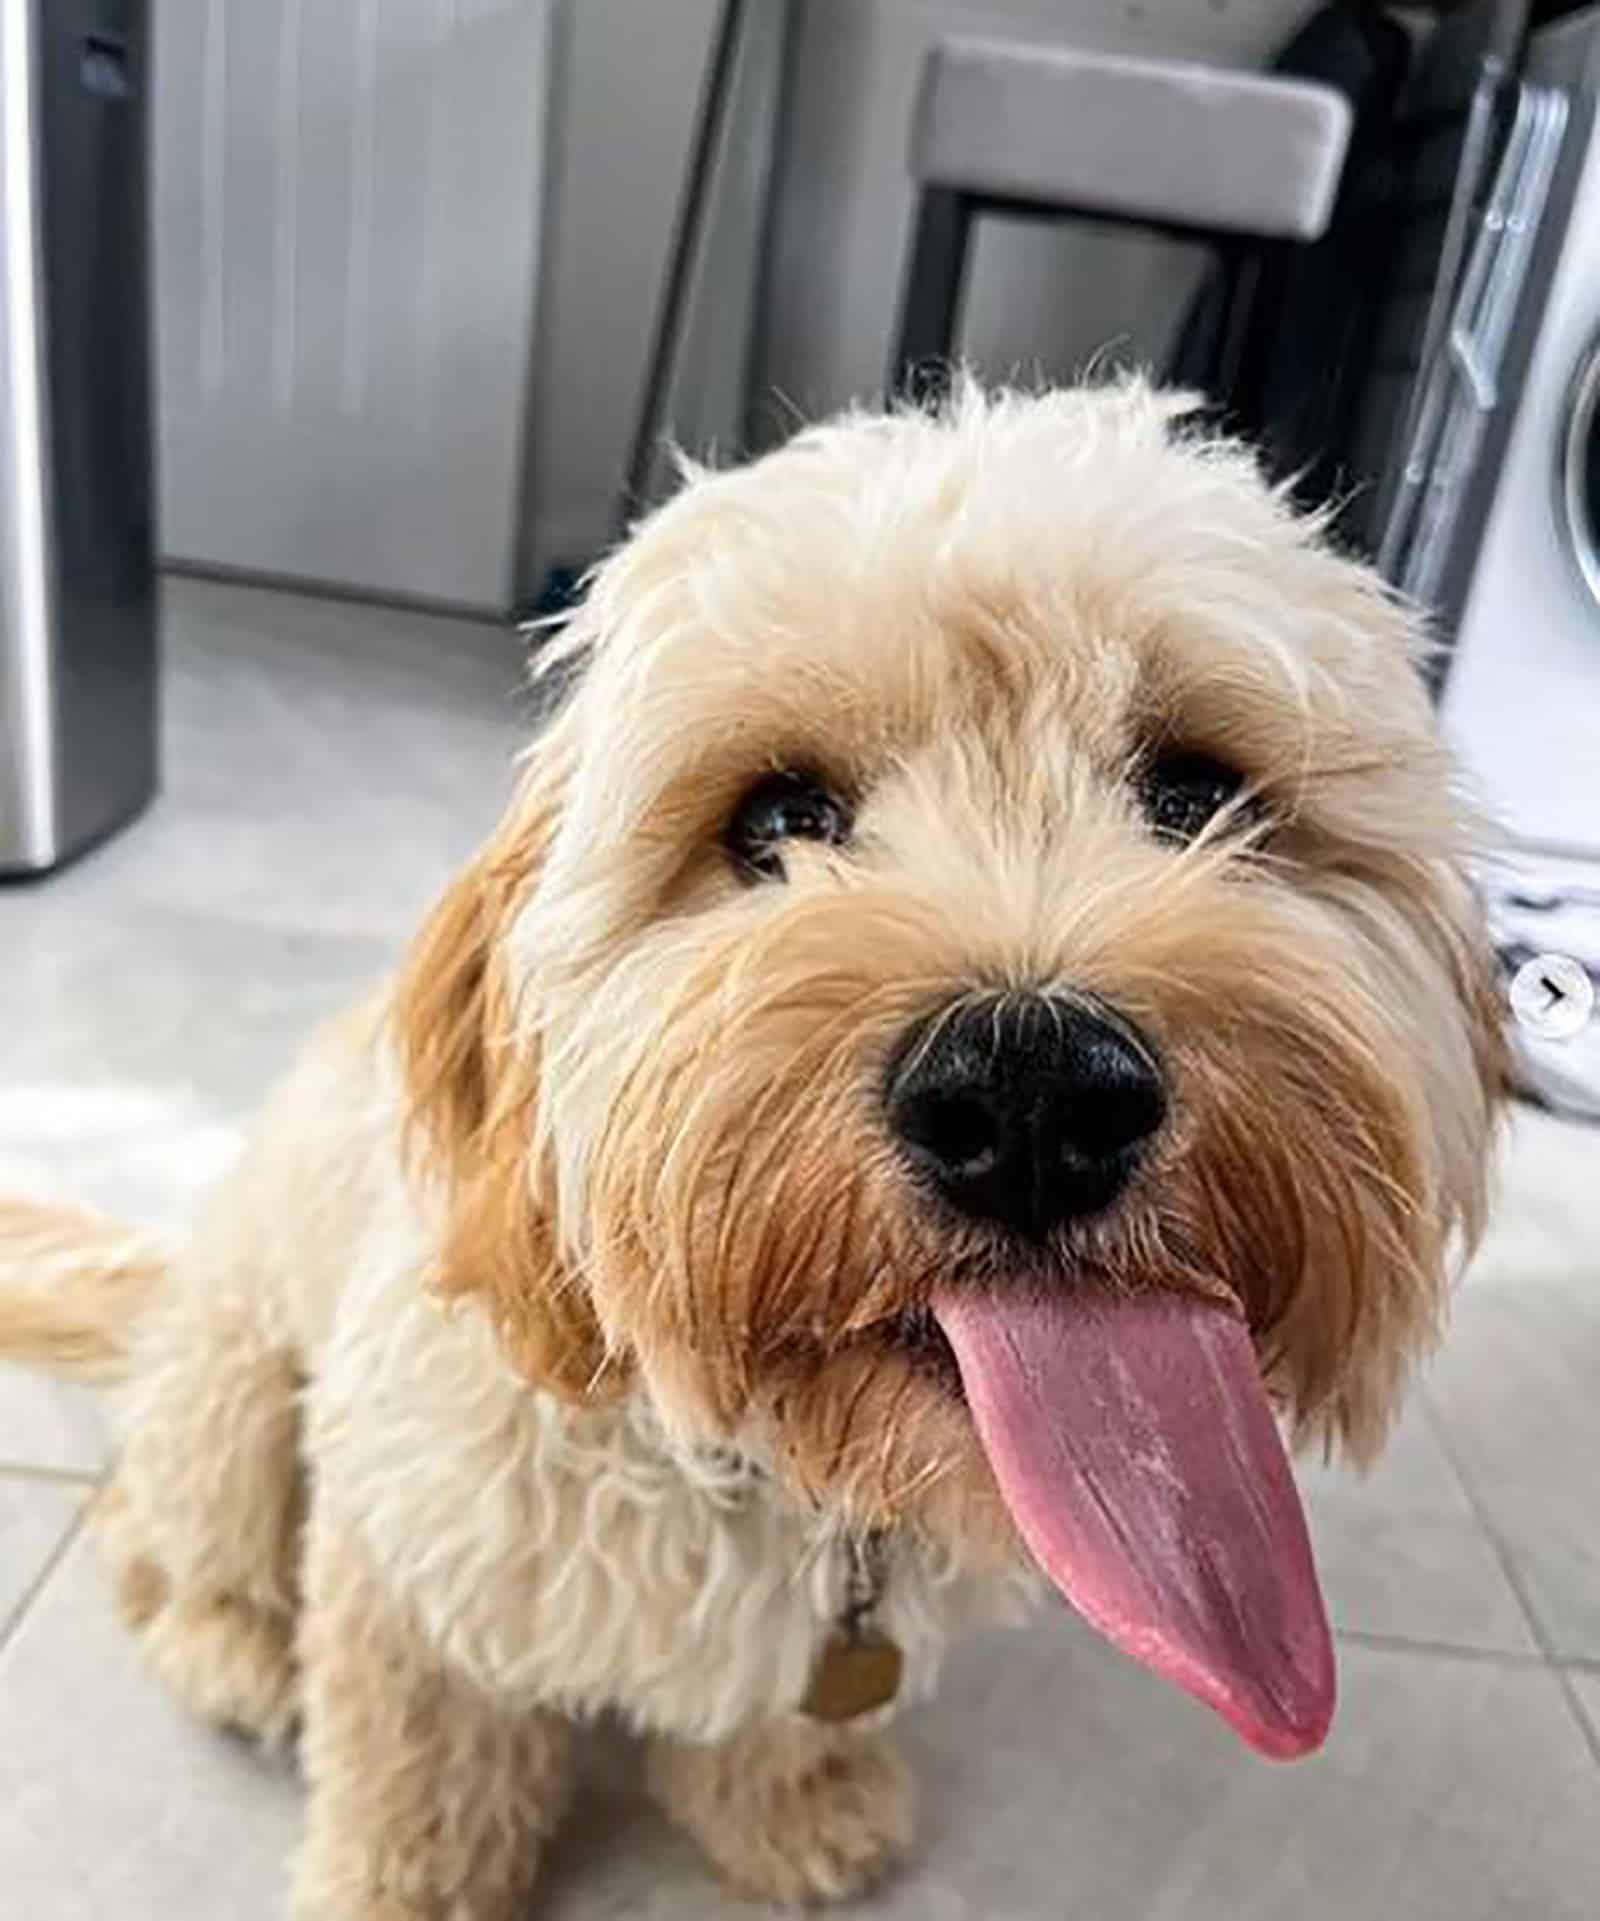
[391,720,628,1404]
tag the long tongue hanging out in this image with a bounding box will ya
[934,1287,1334,1759]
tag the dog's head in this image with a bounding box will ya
[395,382,1503,1755]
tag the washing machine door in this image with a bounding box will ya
[1562,334,1600,611]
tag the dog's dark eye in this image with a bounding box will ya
[1138,751,1250,845]
[727,772,850,881]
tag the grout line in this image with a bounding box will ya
[1336,1631,1600,1678]
[1420,1389,1553,1652]
[0,1499,89,1657]
[1566,1677,1600,1758]
[1549,1672,1600,1772]
[1335,1627,1550,1669]
[0,1461,105,1488]
[1421,1392,1600,1773]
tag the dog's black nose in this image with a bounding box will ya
[886,993,1165,1238]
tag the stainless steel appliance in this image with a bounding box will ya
[1,0,155,875]
[1427,8,1600,1117]
[1442,6,1600,861]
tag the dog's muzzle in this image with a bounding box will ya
[885,992,1165,1238]
[886,993,1334,1763]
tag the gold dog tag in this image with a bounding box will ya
[801,1628,904,1722]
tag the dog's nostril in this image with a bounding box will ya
[1052,1049,1167,1166]
[886,993,1165,1238]
[900,1090,999,1178]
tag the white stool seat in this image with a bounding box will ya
[912,37,1354,243]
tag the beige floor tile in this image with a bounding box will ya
[0,1477,83,1637]
[898,1619,1600,1921]
[1465,1110,1600,1288]
[1424,1270,1600,1661]
[898,1616,1600,1921]
[1424,1113,1600,1660]
[1430,1277,1600,1497]
[1296,1402,1537,1655]
[1296,1396,1464,1511]
[6,1540,1596,1921]
[0,1366,111,1478]
[1480,1494,1600,1665]
[1305,1502,1538,1656]
[539,1614,1600,1920]
[0,1528,299,1921]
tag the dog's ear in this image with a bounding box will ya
[391,730,628,1404]
[1420,864,1511,1238]
[1311,858,1507,1465]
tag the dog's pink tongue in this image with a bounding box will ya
[935,1288,1333,1759]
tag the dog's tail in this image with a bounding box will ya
[0,1195,171,1383]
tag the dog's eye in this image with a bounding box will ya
[1138,751,1250,845]
[727,772,850,881]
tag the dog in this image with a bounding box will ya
[0,380,1503,1918]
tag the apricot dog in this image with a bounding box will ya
[0,381,1501,1917]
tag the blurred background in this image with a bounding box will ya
[1,3,1598,1918]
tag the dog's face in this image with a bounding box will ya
[397,383,1502,1754]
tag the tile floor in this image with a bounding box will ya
[1,577,1597,1919]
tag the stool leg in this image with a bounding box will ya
[1213,240,1293,439]
[890,187,972,406]
[1211,244,1264,408]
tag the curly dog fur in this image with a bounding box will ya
[0,381,1502,1917]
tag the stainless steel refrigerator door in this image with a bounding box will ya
[0,0,62,870]
[0,0,157,875]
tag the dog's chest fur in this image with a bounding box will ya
[304,1183,1026,1744]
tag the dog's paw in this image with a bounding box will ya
[96,1488,301,1745]
[141,1589,301,1746]
[736,1732,915,1906]
[649,1722,916,1906]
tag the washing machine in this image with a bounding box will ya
[1434,7,1600,1114]
[1442,6,1600,858]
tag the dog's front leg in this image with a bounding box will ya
[289,1504,572,1921]
[645,1715,915,1905]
